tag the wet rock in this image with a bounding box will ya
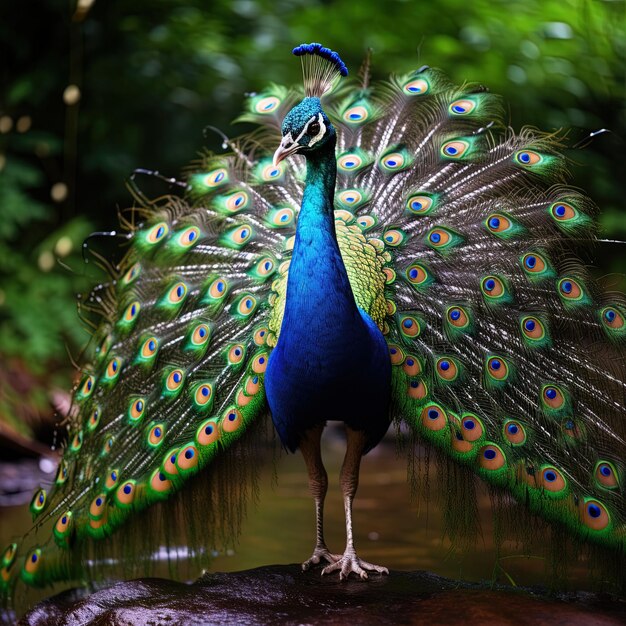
[20,565,626,625]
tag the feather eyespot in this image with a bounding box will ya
[403,78,429,95]
[421,404,447,431]
[30,489,47,515]
[231,225,254,247]
[70,430,83,452]
[115,480,136,506]
[406,264,430,286]
[337,189,363,207]
[191,323,211,347]
[207,277,228,301]
[177,445,199,471]
[122,262,140,286]
[254,327,269,346]
[540,466,567,493]
[407,378,428,400]
[478,444,506,470]
[123,301,140,323]
[514,150,542,166]
[261,163,284,181]
[406,194,434,215]
[557,277,584,301]
[601,306,624,330]
[541,384,565,410]
[197,419,220,446]
[357,215,377,230]
[223,407,243,433]
[56,461,69,484]
[245,374,261,396]
[104,357,122,382]
[521,253,547,274]
[105,469,119,490]
[236,294,257,317]
[446,305,469,329]
[147,222,169,244]
[148,424,165,447]
[268,207,295,227]
[89,494,107,519]
[337,154,363,171]
[402,355,421,376]
[150,469,172,493]
[481,276,505,299]
[163,449,179,476]
[388,344,405,365]
[254,96,280,114]
[102,436,114,456]
[140,337,159,360]
[383,229,406,247]
[129,398,146,422]
[380,152,406,172]
[441,140,469,159]
[252,352,268,373]
[503,420,526,445]
[54,511,73,543]
[166,282,188,305]
[550,202,576,222]
[436,357,459,381]
[194,383,214,408]
[581,499,610,531]
[225,191,250,213]
[24,549,42,575]
[486,356,509,381]
[448,98,476,115]
[343,105,369,123]
[485,214,511,234]
[399,315,421,338]
[87,407,101,432]
[176,226,200,248]
[79,375,95,399]
[461,414,484,442]
[595,461,619,489]
[203,168,228,187]
[2,544,17,570]
[426,228,450,248]
[521,316,546,342]
[165,369,185,393]
[227,344,246,366]
[254,257,276,278]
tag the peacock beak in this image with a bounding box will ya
[273,135,300,166]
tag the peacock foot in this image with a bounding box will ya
[301,545,342,571]
[321,548,389,581]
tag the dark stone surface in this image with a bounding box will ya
[19,565,626,626]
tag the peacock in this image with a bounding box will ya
[2,42,626,609]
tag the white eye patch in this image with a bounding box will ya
[294,113,326,147]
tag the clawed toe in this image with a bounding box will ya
[302,546,342,571]
[321,550,389,580]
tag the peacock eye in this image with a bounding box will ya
[308,121,320,135]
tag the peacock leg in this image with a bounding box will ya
[300,424,341,571]
[322,426,389,580]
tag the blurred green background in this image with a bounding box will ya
[0,0,624,443]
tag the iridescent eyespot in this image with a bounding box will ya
[541,466,566,493]
[420,404,447,431]
[176,226,201,248]
[448,98,476,115]
[380,152,407,172]
[406,264,430,287]
[502,418,526,446]
[54,511,73,543]
[486,356,509,381]
[123,301,140,323]
[24,549,42,575]
[383,268,396,285]
[105,357,122,381]
[406,194,434,215]
[441,140,469,159]
[30,489,47,515]
[163,449,179,476]
[521,253,547,274]
[102,436,114,456]
[402,355,421,376]
[148,423,165,447]
[343,105,369,123]
[383,229,406,247]
[254,96,280,114]
[229,224,254,247]
[486,214,511,234]
[542,384,565,410]
[403,77,429,95]
[550,202,576,222]
[56,461,69,484]
[207,277,228,300]
[122,262,140,286]
[357,215,377,230]
[253,257,276,279]
[87,407,101,432]
[407,378,428,400]
[70,430,83,452]
[103,469,119,491]
[177,445,199,471]
[514,150,542,166]
[236,294,257,317]
[191,323,210,347]
[140,337,159,359]
[166,369,185,393]
[436,357,459,381]
[446,306,469,329]
[261,163,284,181]
[223,407,243,433]
[557,277,584,301]
[203,168,228,187]
[268,207,295,228]
[595,461,619,490]
[478,444,506,470]
[89,493,107,519]
[244,374,261,396]
[521,316,546,342]
[79,375,95,398]
[225,191,250,213]
[197,419,220,445]
[147,222,169,244]
[601,306,624,330]
[227,344,246,365]
[481,276,505,298]
[461,414,484,442]
[337,189,364,208]
[399,315,421,338]
[254,327,269,346]
[337,153,363,171]
[150,468,172,494]
[194,383,213,407]
[581,498,610,531]
[388,344,405,365]
[252,352,268,373]
[129,398,146,422]
[426,228,450,248]
[116,480,136,506]
[167,282,187,304]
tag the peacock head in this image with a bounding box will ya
[273,43,348,166]
[273,97,335,165]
